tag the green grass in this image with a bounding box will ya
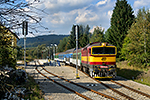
[24,75,44,100]
[135,80,150,86]
[117,61,150,86]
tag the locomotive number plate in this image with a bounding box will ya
[101,57,106,61]
[100,66,108,68]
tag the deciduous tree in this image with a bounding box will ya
[0,0,48,35]
[121,8,150,68]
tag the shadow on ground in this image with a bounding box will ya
[116,68,143,80]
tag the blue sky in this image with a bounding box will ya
[22,0,150,37]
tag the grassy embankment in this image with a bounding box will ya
[117,61,150,86]
[24,75,44,100]
[16,62,44,100]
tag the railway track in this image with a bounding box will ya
[36,61,117,100]
[100,80,150,100]
[110,80,150,99]
[36,68,92,100]
[35,60,150,100]
[75,65,150,100]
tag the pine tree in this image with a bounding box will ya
[79,25,90,47]
[57,37,68,52]
[79,34,89,47]
[90,26,104,43]
[67,24,90,49]
[84,25,90,35]
[121,8,150,68]
[107,0,135,53]
[67,25,76,49]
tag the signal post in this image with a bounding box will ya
[75,25,80,79]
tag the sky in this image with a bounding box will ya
[21,0,150,37]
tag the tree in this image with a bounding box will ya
[57,37,68,52]
[84,25,90,35]
[57,24,90,51]
[121,8,150,68]
[90,26,104,43]
[106,0,135,53]
[79,33,89,47]
[16,46,23,60]
[105,27,112,43]
[0,26,16,68]
[67,25,76,49]
[0,0,50,67]
[79,25,90,48]
[0,0,49,35]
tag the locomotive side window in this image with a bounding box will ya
[92,47,115,54]
[89,49,91,54]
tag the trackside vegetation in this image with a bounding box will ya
[117,61,150,86]
[15,1,150,87]
[121,8,150,68]
[1,1,150,99]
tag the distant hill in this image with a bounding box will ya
[17,34,69,47]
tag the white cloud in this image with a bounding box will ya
[90,26,105,33]
[50,13,65,24]
[38,0,93,14]
[24,0,116,36]
[90,26,97,33]
[96,0,108,6]
[75,10,99,24]
[133,0,150,8]
[108,10,113,18]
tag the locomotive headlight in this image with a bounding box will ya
[102,43,106,47]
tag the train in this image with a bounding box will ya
[54,42,117,79]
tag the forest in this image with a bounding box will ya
[17,34,69,47]
[18,0,150,69]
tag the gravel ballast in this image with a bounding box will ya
[26,60,150,100]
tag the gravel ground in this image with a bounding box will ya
[114,77,150,95]
[27,61,84,100]
[25,60,150,100]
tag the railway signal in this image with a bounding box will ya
[22,21,28,35]
[22,21,28,70]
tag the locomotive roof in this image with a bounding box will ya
[84,42,115,48]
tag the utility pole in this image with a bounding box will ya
[75,25,80,79]
[23,21,28,70]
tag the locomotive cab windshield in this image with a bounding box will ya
[91,47,116,55]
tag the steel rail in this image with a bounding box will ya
[110,80,150,99]
[35,67,92,100]
[37,61,117,100]
[77,68,135,100]
[42,67,118,100]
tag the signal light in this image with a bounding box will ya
[22,21,28,35]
